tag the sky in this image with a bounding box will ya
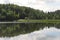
[0,0,60,12]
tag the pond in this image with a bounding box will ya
[0,23,60,40]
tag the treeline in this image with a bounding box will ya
[0,4,60,21]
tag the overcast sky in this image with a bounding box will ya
[0,0,60,12]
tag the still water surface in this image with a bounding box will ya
[0,23,60,40]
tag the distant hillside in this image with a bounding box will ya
[0,4,60,21]
[0,4,44,21]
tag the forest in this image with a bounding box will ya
[0,4,60,21]
[0,4,60,37]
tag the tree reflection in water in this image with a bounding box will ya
[0,23,60,37]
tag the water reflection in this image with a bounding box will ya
[0,23,60,37]
[0,27,60,40]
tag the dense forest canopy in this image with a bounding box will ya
[0,4,60,21]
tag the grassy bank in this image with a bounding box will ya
[17,19,60,23]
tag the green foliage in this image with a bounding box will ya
[0,4,60,21]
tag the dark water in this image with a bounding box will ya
[0,23,60,37]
